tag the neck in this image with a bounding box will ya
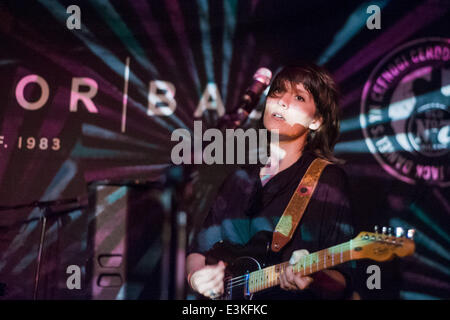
[246,240,354,294]
[276,136,306,171]
[262,133,307,176]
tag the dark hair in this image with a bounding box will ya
[266,63,343,163]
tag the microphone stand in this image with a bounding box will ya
[159,165,193,300]
[0,197,88,300]
[34,211,47,300]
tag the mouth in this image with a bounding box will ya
[271,112,285,121]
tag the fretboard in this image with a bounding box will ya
[247,240,354,294]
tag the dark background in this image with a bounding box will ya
[0,0,448,299]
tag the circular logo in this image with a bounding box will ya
[360,38,450,187]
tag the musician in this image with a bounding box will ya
[186,63,355,300]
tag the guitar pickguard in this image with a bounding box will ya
[205,230,282,300]
[206,230,280,266]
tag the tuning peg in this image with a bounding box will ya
[382,226,387,234]
[395,227,405,237]
[374,225,379,233]
[407,229,416,239]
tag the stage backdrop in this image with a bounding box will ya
[0,0,449,299]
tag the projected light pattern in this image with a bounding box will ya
[389,217,450,299]
[0,0,448,300]
[40,160,78,201]
[409,203,450,245]
[89,1,159,77]
[221,0,238,102]
[334,0,449,83]
[197,0,215,83]
[37,0,189,133]
[36,0,149,90]
[317,0,391,65]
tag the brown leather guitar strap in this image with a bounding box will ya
[271,157,331,252]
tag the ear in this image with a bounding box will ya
[308,116,323,131]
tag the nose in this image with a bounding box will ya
[277,94,288,109]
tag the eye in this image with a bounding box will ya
[295,95,305,102]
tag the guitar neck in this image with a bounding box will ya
[247,240,354,294]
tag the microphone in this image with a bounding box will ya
[240,67,273,112]
[220,67,272,129]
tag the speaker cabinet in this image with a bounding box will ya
[87,182,168,300]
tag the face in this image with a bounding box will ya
[263,81,322,140]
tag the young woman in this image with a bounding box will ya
[186,63,355,300]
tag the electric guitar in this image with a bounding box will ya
[204,227,416,300]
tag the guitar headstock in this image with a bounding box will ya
[352,226,416,262]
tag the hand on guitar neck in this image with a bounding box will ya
[279,249,314,291]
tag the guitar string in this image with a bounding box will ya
[223,236,405,292]
[222,237,395,292]
[223,239,358,288]
[223,247,357,291]
[223,247,348,291]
